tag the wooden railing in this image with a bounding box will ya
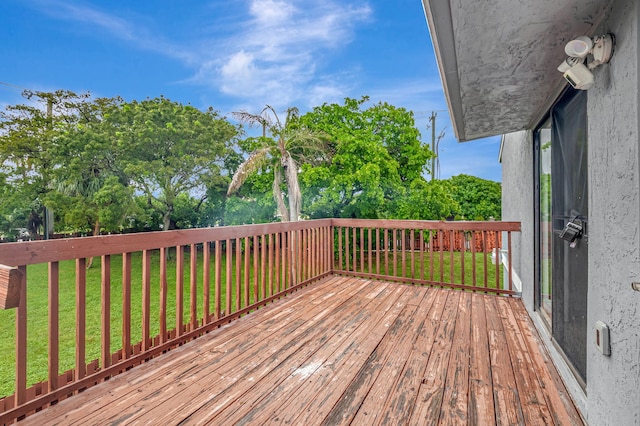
[0,220,333,423]
[0,218,519,423]
[332,219,520,295]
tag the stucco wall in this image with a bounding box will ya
[500,132,534,312]
[501,2,640,422]
[586,0,640,424]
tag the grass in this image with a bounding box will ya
[0,249,249,398]
[341,250,502,288]
[0,248,501,398]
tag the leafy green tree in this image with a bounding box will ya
[223,195,278,226]
[44,96,136,236]
[0,172,29,240]
[395,179,459,220]
[198,149,244,227]
[107,97,239,231]
[446,174,502,220]
[299,97,433,219]
[0,90,90,237]
[228,105,329,222]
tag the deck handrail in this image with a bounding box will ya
[331,219,520,295]
[0,218,520,423]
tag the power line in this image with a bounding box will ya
[0,81,25,90]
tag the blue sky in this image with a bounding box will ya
[0,0,502,182]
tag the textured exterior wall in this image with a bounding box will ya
[500,132,534,312]
[586,0,640,424]
[501,2,640,422]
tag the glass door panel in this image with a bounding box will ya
[538,120,553,322]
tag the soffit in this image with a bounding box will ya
[422,0,610,141]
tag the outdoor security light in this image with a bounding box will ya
[565,36,593,58]
[557,34,615,90]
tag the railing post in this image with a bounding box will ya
[122,252,132,358]
[191,244,198,331]
[49,262,60,392]
[15,265,27,407]
[508,231,513,292]
[142,250,152,349]
[76,258,87,380]
[101,255,111,367]
[0,264,22,309]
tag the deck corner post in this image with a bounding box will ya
[0,264,23,309]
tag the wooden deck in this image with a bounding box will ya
[21,276,582,425]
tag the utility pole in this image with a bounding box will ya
[429,112,437,181]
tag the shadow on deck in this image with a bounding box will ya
[21,276,582,425]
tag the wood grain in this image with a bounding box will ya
[18,278,582,426]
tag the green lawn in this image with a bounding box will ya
[0,249,501,398]
[0,249,248,398]
[341,250,502,288]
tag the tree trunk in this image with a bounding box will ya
[273,167,290,221]
[284,154,301,222]
[87,220,100,269]
[163,209,172,231]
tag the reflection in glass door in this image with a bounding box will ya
[537,119,553,323]
[535,89,588,386]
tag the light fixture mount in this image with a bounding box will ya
[590,34,615,68]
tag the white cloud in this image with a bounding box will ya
[19,0,375,112]
[26,0,373,111]
[250,0,297,25]
[205,0,372,110]
[29,0,194,63]
[35,0,136,39]
[307,85,346,108]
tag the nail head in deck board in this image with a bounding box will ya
[0,264,23,309]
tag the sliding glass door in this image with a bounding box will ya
[535,89,588,386]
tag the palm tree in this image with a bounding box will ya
[228,105,327,222]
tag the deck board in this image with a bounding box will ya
[22,276,583,425]
[468,292,496,425]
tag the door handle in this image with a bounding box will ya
[558,217,584,248]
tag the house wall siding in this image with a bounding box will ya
[501,1,640,422]
[586,0,640,424]
[501,131,534,312]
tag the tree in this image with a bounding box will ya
[299,97,433,219]
[107,97,239,231]
[395,179,459,220]
[44,96,136,236]
[0,90,91,237]
[0,172,30,241]
[228,105,329,222]
[446,174,502,220]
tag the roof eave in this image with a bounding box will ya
[421,0,467,141]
